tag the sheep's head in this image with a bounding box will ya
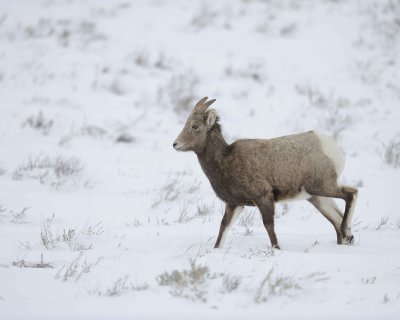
[173,97,218,153]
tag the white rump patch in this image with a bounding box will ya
[277,187,311,204]
[315,131,345,175]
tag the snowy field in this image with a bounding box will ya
[1,0,400,319]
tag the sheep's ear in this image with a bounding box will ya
[206,109,218,130]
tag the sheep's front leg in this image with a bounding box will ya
[255,196,280,249]
[214,204,242,248]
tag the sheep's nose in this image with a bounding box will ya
[173,142,177,148]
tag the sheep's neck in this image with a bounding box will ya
[197,127,229,176]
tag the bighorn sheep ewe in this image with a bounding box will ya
[173,97,358,249]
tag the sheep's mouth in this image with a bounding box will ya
[173,140,190,151]
[174,146,187,151]
[173,144,185,151]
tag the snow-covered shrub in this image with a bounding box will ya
[363,0,400,50]
[55,252,102,282]
[295,84,354,139]
[152,172,201,208]
[221,275,241,293]
[22,111,53,135]
[190,4,219,31]
[13,154,83,187]
[382,139,400,168]
[59,124,108,145]
[40,215,102,251]
[23,18,106,48]
[195,202,213,217]
[175,203,194,223]
[12,254,53,269]
[132,49,151,67]
[375,216,390,230]
[40,215,57,249]
[254,268,301,303]
[158,73,198,116]
[156,259,221,302]
[239,210,257,236]
[88,275,148,297]
[115,133,135,143]
[154,51,172,70]
[323,107,354,140]
[254,268,328,303]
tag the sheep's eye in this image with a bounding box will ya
[192,125,199,130]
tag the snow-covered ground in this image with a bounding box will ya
[1,0,400,319]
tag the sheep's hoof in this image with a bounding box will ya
[345,235,354,245]
[339,235,354,245]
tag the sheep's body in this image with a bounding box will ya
[174,97,358,249]
[198,129,343,206]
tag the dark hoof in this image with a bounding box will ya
[347,235,355,244]
[340,235,354,245]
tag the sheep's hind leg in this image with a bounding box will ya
[214,204,242,248]
[306,185,358,245]
[308,196,344,244]
[340,186,358,245]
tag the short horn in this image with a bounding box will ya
[195,97,208,108]
[193,97,216,114]
[193,97,208,113]
[203,99,216,109]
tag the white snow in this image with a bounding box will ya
[1,0,400,319]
